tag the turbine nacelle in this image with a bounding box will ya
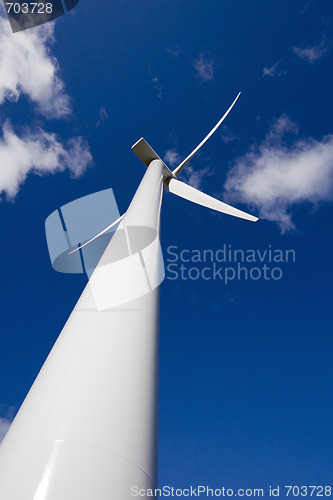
[131,137,176,186]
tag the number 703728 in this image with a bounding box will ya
[5,3,53,14]
[285,486,331,496]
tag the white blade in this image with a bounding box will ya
[69,214,125,255]
[168,179,258,222]
[172,92,241,177]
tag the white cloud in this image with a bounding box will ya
[223,116,333,232]
[0,13,93,199]
[263,60,286,77]
[220,125,239,144]
[0,417,11,443]
[167,45,181,57]
[0,15,70,118]
[194,53,214,82]
[292,37,330,63]
[148,66,163,99]
[265,115,299,140]
[164,148,181,168]
[182,164,211,190]
[96,106,108,127]
[0,122,92,200]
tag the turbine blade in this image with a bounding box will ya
[68,214,125,255]
[172,92,241,177]
[168,179,258,222]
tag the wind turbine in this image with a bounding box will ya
[0,93,257,499]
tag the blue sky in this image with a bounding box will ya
[0,0,332,496]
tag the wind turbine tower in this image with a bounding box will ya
[0,93,257,499]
